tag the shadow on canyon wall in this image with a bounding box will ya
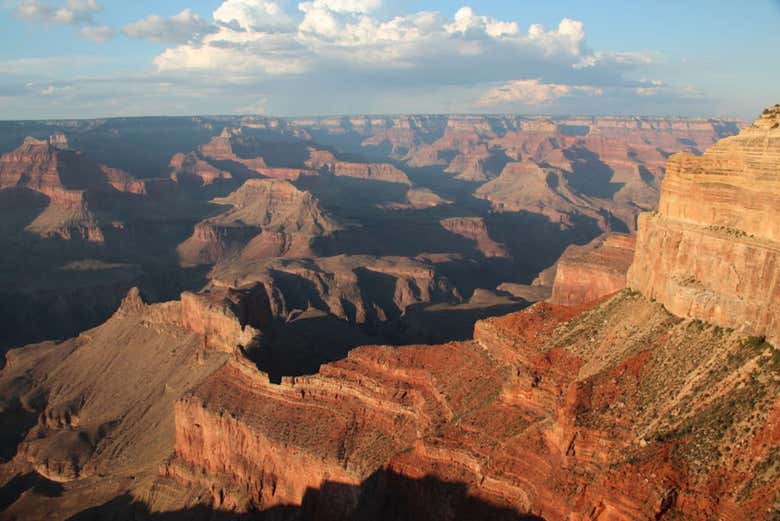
[64,470,544,521]
[252,296,530,383]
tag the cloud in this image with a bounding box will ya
[445,7,518,38]
[478,79,603,106]
[213,0,294,31]
[80,24,113,43]
[123,9,216,43]
[635,80,705,99]
[2,1,715,117]
[153,2,603,77]
[14,0,102,25]
[301,0,380,14]
[235,96,269,114]
[12,0,114,42]
[40,84,72,95]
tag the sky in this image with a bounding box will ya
[0,0,778,120]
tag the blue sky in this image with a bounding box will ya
[1,0,778,119]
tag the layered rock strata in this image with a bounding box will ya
[177,179,339,266]
[628,105,780,345]
[440,217,509,258]
[550,233,636,306]
[165,292,779,519]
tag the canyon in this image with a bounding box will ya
[0,113,739,351]
[1,110,776,520]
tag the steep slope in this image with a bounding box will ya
[440,217,509,258]
[169,151,233,187]
[306,149,412,185]
[549,233,636,306]
[161,108,779,519]
[628,105,780,345]
[166,293,779,520]
[0,135,174,242]
[208,254,460,325]
[177,179,339,266]
[198,128,318,181]
[0,288,235,519]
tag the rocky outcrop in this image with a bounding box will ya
[440,217,509,257]
[166,291,780,519]
[180,285,271,353]
[0,289,230,517]
[169,151,233,187]
[0,136,157,197]
[177,179,339,266]
[474,161,595,224]
[0,136,173,241]
[197,128,318,181]
[306,149,412,185]
[550,233,636,306]
[209,254,460,325]
[629,106,780,345]
[397,187,452,209]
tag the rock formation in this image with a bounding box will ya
[169,151,233,187]
[440,217,509,257]
[177,179,339,266]
[157,108,780,519]
[198,128,318,181]
[0,136,174,242]
[306,149,412,185]
[209,254,461,325]
[180,285,272,353]
[550,233,636,306]
[163,292,778,519]
[0,288,230,518]
[3,111,775,521]
[628,105,780,345]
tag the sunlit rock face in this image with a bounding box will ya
[3,112,778,521]
[176,178,339,267]
[550,233,636,306]
[629,105,780,345]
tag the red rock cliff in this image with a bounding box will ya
[550,233,636,306]
[628,105,780,345]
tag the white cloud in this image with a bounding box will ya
[4,1,709,117]
[478,79,603,106]
[214,0,294,31]
[152,2,608,77]
[15,0,102,25]
[40,84,72,95]
[235,97,269,114]
[445,7,518,38]
[80,24,113,43]
[301,0,381,14]
[123,9,215,43]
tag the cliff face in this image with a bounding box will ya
[160,109,778,520]
[166,293,779,519]
[0,288,230,518]
[306,149,412,185]
[209,254,461,325]
[198,129,317,181]
[629,105,780,345]
[550,233,636,306]
[180,285,272,353]
[440,217,509,258]
[177,179,339,267]
[169,151,233,187]
[0,136,155,197]
[0,136,173,242]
